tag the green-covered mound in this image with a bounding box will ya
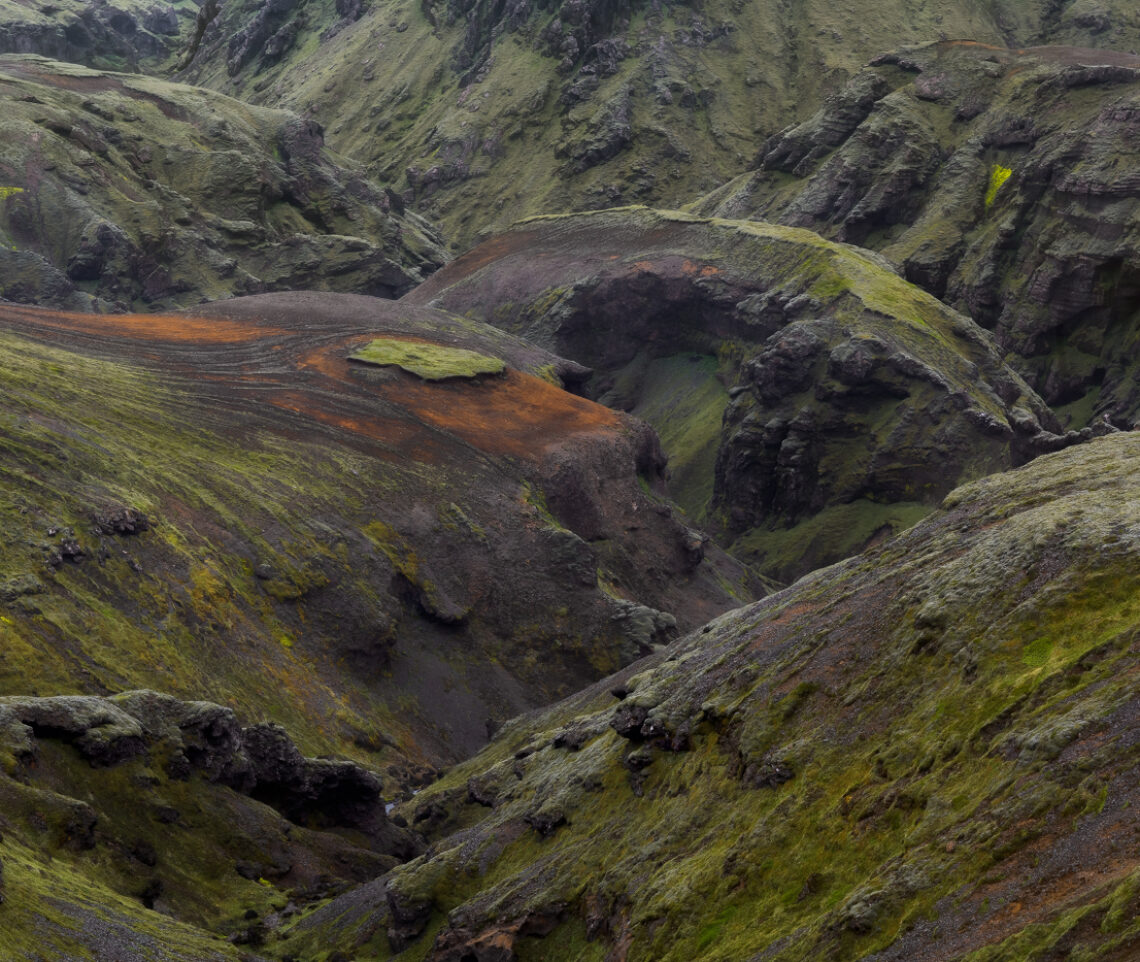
[0,55,448,311]
[290,432,1140,962]
[406,206,1069,581]
[350,339,506,380]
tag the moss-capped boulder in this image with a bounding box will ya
[350,338,506,380]
[291,432,1140,962]
[0,54,448,311]
[406,206,1063,580]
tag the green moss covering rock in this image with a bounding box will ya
[693,40,1140,431]
[350,338,506,380]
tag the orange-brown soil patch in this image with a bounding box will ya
[383,368,623,461]
[0,302,623,466]
[0,304,282,344]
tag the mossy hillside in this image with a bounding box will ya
[350,338,506,380]
[173,0,1092,253]
[293,433,1140,961]
[407,206,1055,579]
[0,730,380,948]
[603,353,728,522]
[728,497,932,584]
[0,54,447,311]
[0,832,248,962]
[692,41,1140,429]
[0,289,760,768]
[0,328,415,762]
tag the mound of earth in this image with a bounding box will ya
[0,290,760,786]
[694,40,1140,430]
[167,0,1140,250]
[287,431,1140,962]
[0,54,447,311]
[0,690,416,959]
[406,206,1068,581]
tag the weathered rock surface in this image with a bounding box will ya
[289,432,1140,962]
[0,54,448,311]
[694,41,1140,430]
[0,0,188,70]
[0,689,414,960]
[172,0,1140,249]
[407,206,1061,580]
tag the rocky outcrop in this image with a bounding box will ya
[165,0,1140,251]
[694,41,1140,430]
[0,690,417,958]
[289,432,1140,962]
[0,691,412,843]
[406,206,1061,580]
[0,55,448,311]
[0,0,188,70]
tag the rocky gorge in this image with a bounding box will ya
[0,1,1139,961]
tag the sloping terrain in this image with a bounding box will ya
[0,55,447,311]
[694,40,1140,430]
[288,432,1140,962]
[170,0,1140,249]
[0,690,417,960]
[406,206,1067,580]
[0,291,759,773]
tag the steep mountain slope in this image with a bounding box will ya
[289,431,1140,962]
[694,41,1140,430]
[0,291,759,774]
[0,55,447,311]
[406,206,1068,581]
[0,0,197,70]
[171,0,1140,249]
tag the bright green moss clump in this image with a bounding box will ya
[985,164,1013,208]
[350,338,506,380]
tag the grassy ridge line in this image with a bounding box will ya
[290,434,1140,961]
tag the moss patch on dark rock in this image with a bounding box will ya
[350,338,506,380]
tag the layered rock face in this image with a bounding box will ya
[695,41,1140,429]
[407,206,1062,580]
[0,55,448,311]
[289,432,1140,962]
[171,0,1140,249]
[0,0,189,70]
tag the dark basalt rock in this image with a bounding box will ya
[695,41,1140,430]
